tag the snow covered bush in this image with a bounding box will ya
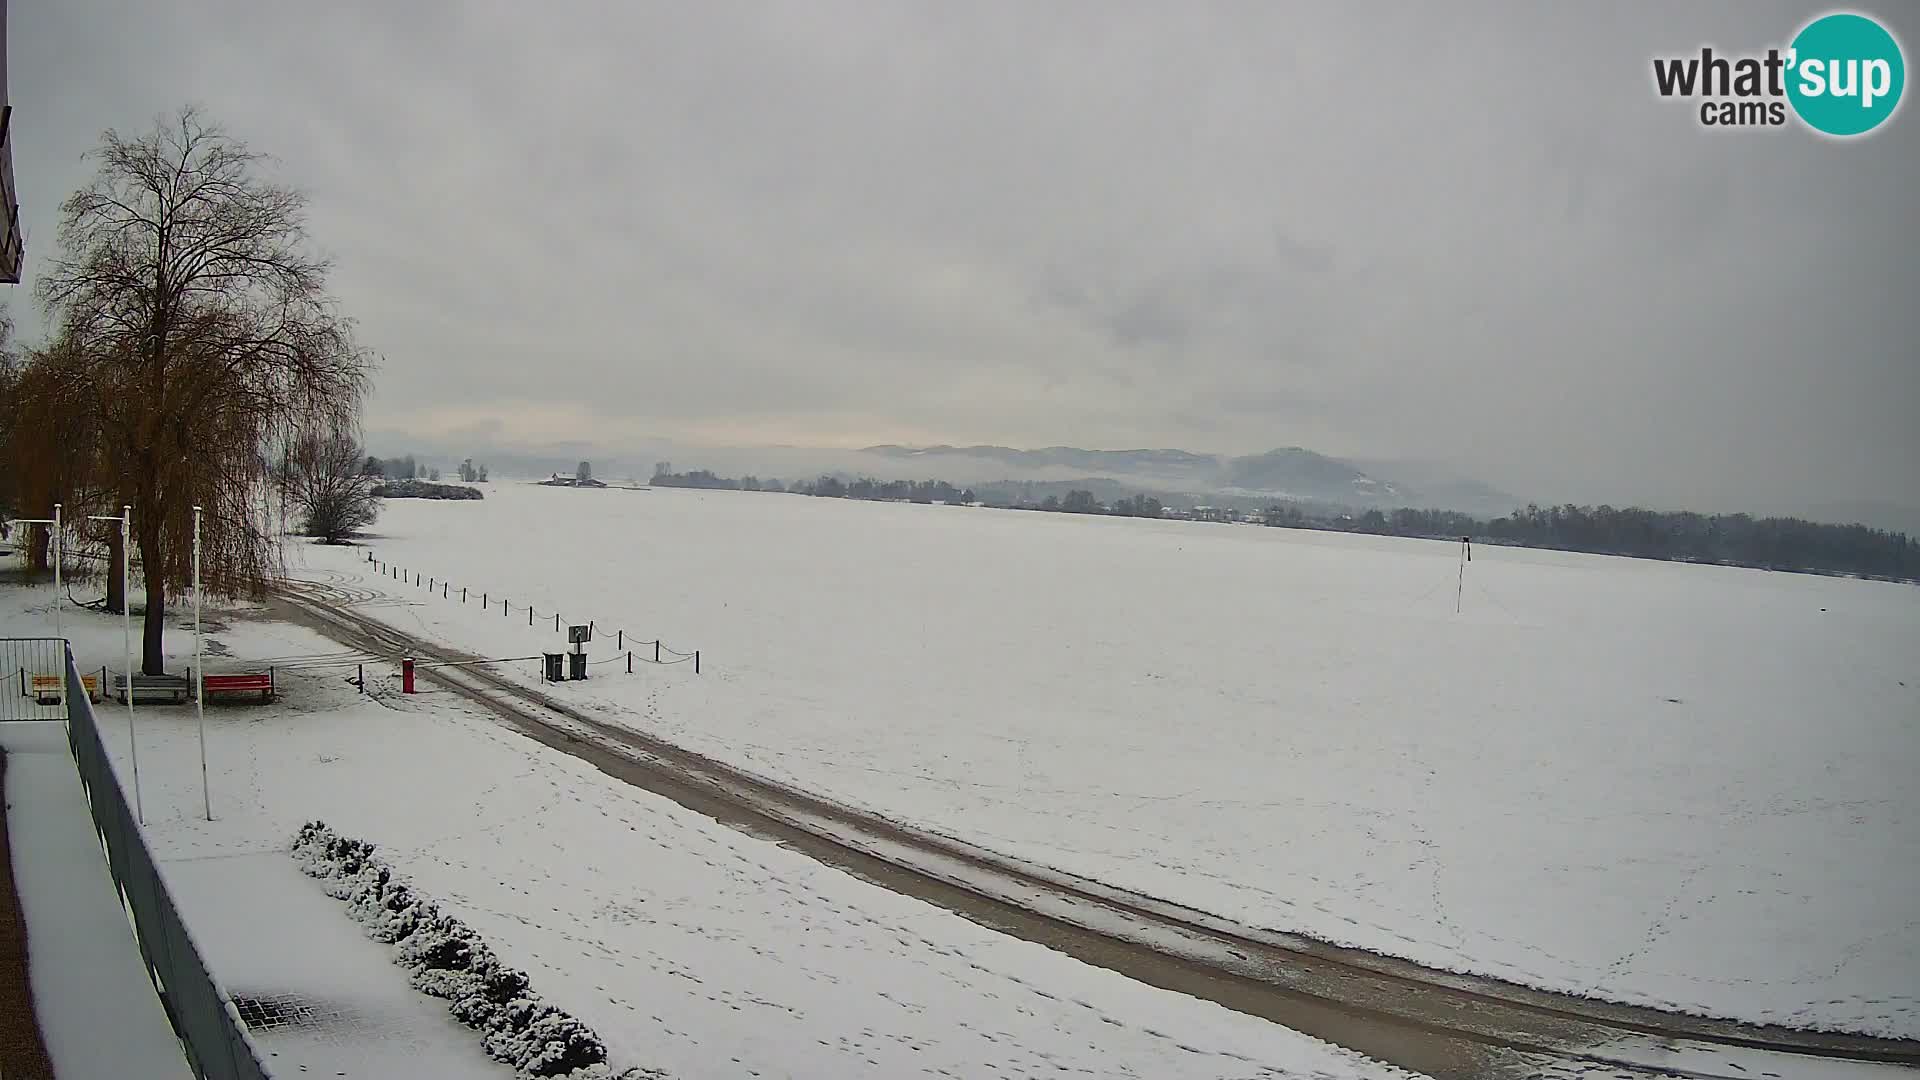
[291,821,665,1079]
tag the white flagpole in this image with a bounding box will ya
[194,505,210,820]
[88,508,141,822]
[52,503,62,646]
[122,506,141,824]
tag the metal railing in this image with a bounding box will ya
[61,648,273,1080]
[1,637,70,721]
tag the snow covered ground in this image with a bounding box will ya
[288,483,1917,1039]
[0,586,1412,1079]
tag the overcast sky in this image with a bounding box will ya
[9,1,1917,512]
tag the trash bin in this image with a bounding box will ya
[568,651,587,681]
[542,653,565,682]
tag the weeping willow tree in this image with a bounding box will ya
[3,332,119,595]
[32,106,372,673]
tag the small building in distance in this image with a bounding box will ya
[538,473,608,488]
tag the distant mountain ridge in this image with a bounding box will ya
[857,443,1505,512]
[862,445,1217,474]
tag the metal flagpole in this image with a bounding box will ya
[52,504,63,713]
[194,506,210,820]
[52,503,62,646]
[123,506,141,823]
[93,507,141,823]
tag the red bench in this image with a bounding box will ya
[201,670,275,703]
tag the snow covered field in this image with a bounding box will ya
[0,588,1408,1079]
[295,482,1919,1039]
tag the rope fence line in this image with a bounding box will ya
[363,551,699,672]
[413,655,543,671]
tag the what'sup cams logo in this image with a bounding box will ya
[1653,11,1905,137]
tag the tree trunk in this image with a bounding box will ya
[138,528,167,675]
[27,524,50,574]
[105,528,126,614]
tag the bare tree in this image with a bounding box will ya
[35,107,372,673]
[286,425,380,543]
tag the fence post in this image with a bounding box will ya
[529,606,534,626]
[463,587,467,602]
[443,582,448,598]
[554,613,560,631]
[617,629,622,650]
[654,640,660,663]
[402,658,415,694]
[627,651,632,674]
[695,650,700,675]
[357,663,365,694]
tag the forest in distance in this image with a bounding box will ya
[649,468,1919,583]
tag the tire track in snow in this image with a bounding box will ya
[273,580,1920,1080]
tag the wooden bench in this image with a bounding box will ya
[202,670,275,703]
[112,673,192,705]
[29,674,100,704]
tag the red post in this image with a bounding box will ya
[402,657,416,694]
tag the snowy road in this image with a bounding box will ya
[277,578,1920,1080]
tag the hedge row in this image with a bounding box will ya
[291,822,664,1079]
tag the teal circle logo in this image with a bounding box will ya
[1786,13,1905,136]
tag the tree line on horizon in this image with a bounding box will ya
[649,467,1917,581]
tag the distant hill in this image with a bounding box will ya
[1221,447,1400,502]
[1345,458,1526,518]
[861,444,1218,480]
[857,443,1495,510]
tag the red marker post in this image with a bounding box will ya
[402,657,416,694]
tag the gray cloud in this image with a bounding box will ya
[7,0,1917,515]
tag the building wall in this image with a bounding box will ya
[0,0,21,285]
